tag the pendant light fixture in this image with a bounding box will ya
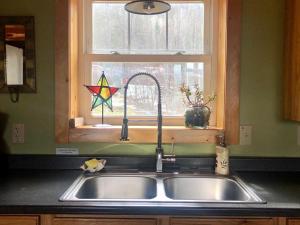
[125,0,171,15]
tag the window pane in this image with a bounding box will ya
[168,3,205,54]
[130,14,166,53]
[91,62,204,117]
[91,2,205,54]
[92,3,128,53]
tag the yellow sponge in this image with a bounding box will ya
[81,158,106,173]
[85,158,99,169]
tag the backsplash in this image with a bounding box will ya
[0,0,299,156]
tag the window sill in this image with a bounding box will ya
[69,126,223,144]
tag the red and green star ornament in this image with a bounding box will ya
[85,72,119,111]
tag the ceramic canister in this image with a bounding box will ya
[215,146,229,175]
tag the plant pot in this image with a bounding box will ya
[184,106,211,128]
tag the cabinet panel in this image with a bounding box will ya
[287,219,300,225]
[53,218,157,225]
[0,216,39,225]
[170,218,276,225]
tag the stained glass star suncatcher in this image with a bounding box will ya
[85,72,119,112]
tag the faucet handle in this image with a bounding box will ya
[164,137,176,158]
[164,138,176,162]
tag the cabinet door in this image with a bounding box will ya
[53,218,157,225]
[287,219,300,225]
[170,218,276,225]
[0,216,39,225]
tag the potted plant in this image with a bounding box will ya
[180,83,216,128]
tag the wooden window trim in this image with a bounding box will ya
[283,0,300,121]
[55,0,240,144]
[224,0,241,144]
[69,126,222,143]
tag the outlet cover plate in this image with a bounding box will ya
[12,123,24,143]
[240,125,252,145]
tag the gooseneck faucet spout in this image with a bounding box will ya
[120,72,165,172]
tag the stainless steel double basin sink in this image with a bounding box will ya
[60,173,265,203]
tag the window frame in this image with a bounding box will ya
[54,0,241,144]
[78,0,217,127]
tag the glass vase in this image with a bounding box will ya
[184,106,211,128]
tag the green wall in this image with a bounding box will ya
[0,0,299,156]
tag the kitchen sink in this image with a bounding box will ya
[60,173,265,203]
[60,175,157,201]
[163,176,258,202]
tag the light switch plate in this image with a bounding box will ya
[240,125,252,145]
[12,123,24,143]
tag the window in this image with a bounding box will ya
[55,0,241,144]
[79,0,217,126]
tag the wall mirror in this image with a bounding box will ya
[0,16,36,99]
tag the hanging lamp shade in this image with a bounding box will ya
[125,0,171,15]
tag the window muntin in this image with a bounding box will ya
[81,0,215,126]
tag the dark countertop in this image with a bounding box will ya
[1,170,300,216]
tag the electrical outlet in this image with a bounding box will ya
[240,125,252,145]
[12,123,24,143]
[297,126,300,146]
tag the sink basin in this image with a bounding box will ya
[60,173,264,203]
[60,175,157,201]
[163,176,263,203]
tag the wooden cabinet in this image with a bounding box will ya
[0,216,39,225]
[284,0,300,121]
[170,218,277,225]
[53,218,157,225]
[287,219,300,225]
[0,214,294,225]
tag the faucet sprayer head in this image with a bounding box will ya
[120,118,129,141]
